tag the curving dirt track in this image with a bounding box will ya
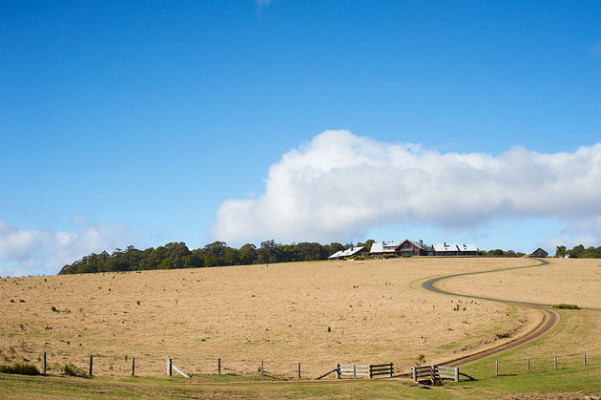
[421,258,561,367]
[203,259,563,384]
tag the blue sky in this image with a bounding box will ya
[2,1,601,276]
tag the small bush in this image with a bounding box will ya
[0,363,40,375]
[552,304,580,310]
[51,306,58,312]
[61,363,87,377]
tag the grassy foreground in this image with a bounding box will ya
[0,258,528,378]
[2,365,601,400]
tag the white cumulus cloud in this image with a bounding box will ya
[0,220,44,263]
[213,130,601,245]
[0,218,131,277]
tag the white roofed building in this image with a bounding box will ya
[433,242,459,256]
[370,241,401,255]
[457,243,478,255]
[328,246,368,259]
[433,242,478,256]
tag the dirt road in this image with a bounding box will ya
[421,258,561,367]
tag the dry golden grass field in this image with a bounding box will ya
[439,258,601,362]
[440,258,601,309]
[0,257,588,380]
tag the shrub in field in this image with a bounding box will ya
[552,304,580,309]
[0,363,40,375]
[61,363,87,377]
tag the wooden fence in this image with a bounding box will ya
[335,363,394,379]
[411,365,459,384]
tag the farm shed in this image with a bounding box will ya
[328,246,368,259]
[531,248,548,258]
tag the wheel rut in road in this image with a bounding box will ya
[421,258,561,367]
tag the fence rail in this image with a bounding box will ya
[370,363,394,378]
[436,365,459,382]
[335,363,393,379]
[411,365,459,384]
[337,364,370,379]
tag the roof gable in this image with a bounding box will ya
[328,246,366,258]
[396,239,423,250]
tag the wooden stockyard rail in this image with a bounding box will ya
[411,365,459,384]
[334,363,394,379]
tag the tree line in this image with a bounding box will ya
[59,240,598,275]
[482,249,526,257]
[58,240,367,275]
[555,244,601,258]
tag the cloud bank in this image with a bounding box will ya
[0,218,130,277]
[214,130,601,245]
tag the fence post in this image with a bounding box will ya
[527,358,530,373]
[218,358,221,375]
[411,366,416,381]
[298,363,301,379]
[353,364,357,379]
[495,361,498,376]
[454,367,459,382]
[369,364,373,379]
[42,352,47,375]
[584,353,587,366]
[335,364,340,379]
[390,362,393,378]
[89,355,93,377]
[131,357,135,376]
[167,358,172,376]
[554,356,557,370]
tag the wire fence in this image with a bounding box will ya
[35,352,317,379]
[463,352,601,379]
[17,351,601,380]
